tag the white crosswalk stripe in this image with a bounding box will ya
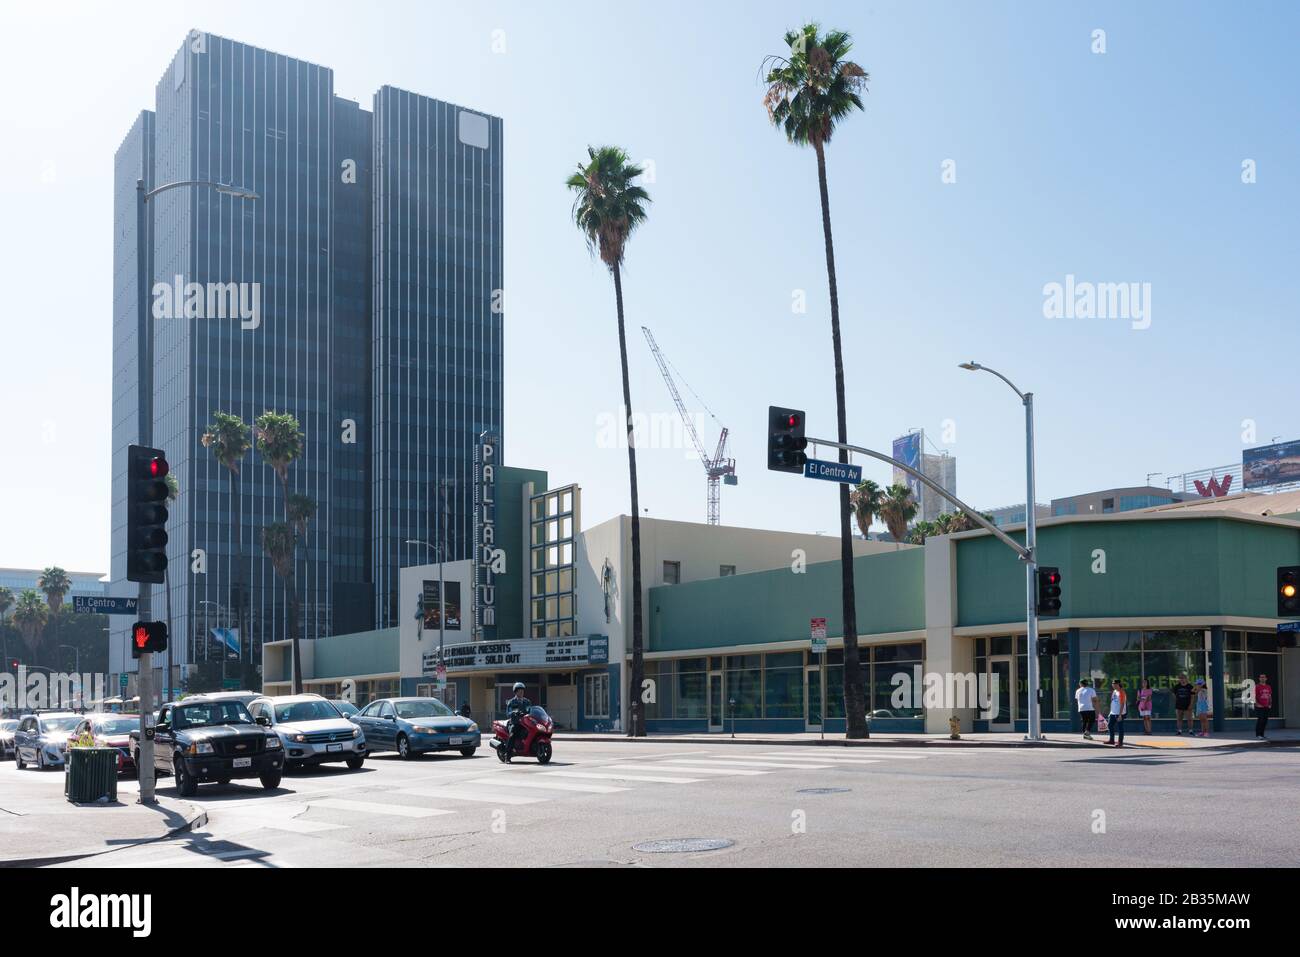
[623,762,766,776]
[754,751,919,762]
[395,786,548,805]
[653,758,835,770]
[544,769,704,784]
[308,798,454,818]
[464,775,629,793]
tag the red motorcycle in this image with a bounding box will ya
[491,705,554,764]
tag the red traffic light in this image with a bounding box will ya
[149,456,169,478]
[1044,570,1061,586]
[785,413,800,428]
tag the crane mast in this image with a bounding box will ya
[642,326,737,525]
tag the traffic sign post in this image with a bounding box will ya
[810,618,827,739]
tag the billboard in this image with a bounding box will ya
[421,580,462,631]
[1243,439,1300,490]
[892,432,923,499]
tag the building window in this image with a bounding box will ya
[1102,498,1115,512]
[725,654,762,718]
[663,561,681,585]
[763,651,804,718]
[584,672,610,719]
[529,485,578,637]
[1224,631,1285,719]
[719,564,736,577]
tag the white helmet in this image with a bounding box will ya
[512,682,526,692]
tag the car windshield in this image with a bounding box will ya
[394,699,454,719]
[0,720,17,732]
[172,702,254,729]
[331,700,359,716]
[529,706,550,722]
[41,717,82,733]
[96,717,138,735]
[274,700,341,723]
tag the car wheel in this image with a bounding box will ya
[36,750,47,771]
[174,755,198,797]
[345,756,365,770]
[15,750,25,770]
[534,741,553,765]
[260,772,282,790]
[397,734,415,760]
[459,747,476,758]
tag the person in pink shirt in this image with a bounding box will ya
[1254,674,1274,741]
[1137,678,1154,735]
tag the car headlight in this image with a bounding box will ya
[467,723,478,733]
[412,726,434,735]
[189,742,215,755]
[291,733,306,743]
[266,736,281,749]
[351,727,361,738]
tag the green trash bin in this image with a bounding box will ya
[65,747,119,804]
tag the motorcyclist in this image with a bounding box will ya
[503,682,531,762]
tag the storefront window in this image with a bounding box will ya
[871,643,924,717]
[726,654,761,719]
[1224,632,1285,719]
[763,652,804,718]
[675,658,707,718]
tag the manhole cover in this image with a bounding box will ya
[633,838,734,854]
[797,787,852,794]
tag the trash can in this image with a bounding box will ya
[65,747,119,804]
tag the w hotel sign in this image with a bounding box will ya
[474,432,506,639]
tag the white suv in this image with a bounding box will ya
[249,694,366,771]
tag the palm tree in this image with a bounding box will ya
[763,23,870,737]
[849,479,884,539]
[906,520,936,546]
[566,145,651,737]
[13,589,48,663]
[287,494,316,544]
[201,411,251,685]
[0,586,13,627]
[879,484,919,544]
[37,566,72,615]
[261,522,304,693]
[254,411,305,517]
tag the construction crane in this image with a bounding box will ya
[642,326,737,525]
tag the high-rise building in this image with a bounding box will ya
[109,31,503,691]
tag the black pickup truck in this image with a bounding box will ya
[131,696,284,796]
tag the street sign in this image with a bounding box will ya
[74,596,139,616]
[810,617,827,653]
[803,459,862,485]
[222,678,240,690]
[1277,620,1300,632]
[120,674,129,691]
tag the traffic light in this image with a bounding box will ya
[1037,636,1061,656]
[1279,566,1300,617]
[767,406,808,473]
[127,444,169,584]
[7,658,18,674]
[1036,566,1062,617]
[130,621,168,659]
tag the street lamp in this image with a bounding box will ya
[960,361,1043,741]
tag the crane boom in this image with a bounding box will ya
[641,326,737,525]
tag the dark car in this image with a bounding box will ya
[130,697,284,796]
[72,713,141,775]
[350,697,479,760]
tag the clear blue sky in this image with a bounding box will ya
[1,0,1296,572]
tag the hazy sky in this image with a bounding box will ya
[1,0,1296,574]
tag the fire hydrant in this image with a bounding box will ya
[948,715,961,740]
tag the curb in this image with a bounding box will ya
[0,805,208,869]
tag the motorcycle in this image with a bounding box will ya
[491,706,554,764]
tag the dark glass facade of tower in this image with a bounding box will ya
[109,32,502,687]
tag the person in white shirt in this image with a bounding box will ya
[1075,679,1097,739]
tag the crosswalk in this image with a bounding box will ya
[75,745,1032,867]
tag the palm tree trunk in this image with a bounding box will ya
[289,572,302,694]
[814,140,868,739]
[229,467,244,686]
[613,263,645,737]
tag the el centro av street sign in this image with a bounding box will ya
[803,459,863,485]
[73,596,139,616]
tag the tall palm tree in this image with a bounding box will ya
[13,589,48,664]
[256,411,306,690]
[879,484,919,544]
[849,479,884,539]
[201,411,251,685]
[0,586,13,627]
[763,23,870,737]
[37,566,72,615]
[566,145,651,737]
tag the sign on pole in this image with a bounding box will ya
[803,459,863,485]
[810,617,827,654]
[74,596,139,616]
[1278,620,1300,633]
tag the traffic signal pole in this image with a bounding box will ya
[137,592,156,806]
[1023,392,1042,742]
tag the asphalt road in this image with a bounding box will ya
[11,740,1299,867]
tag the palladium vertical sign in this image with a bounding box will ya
[474,432,504,639]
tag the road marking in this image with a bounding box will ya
[619,763,765,776]
[264,817,348,834]
[753,751,914,762]
[464,776,628,794]
[545,770,703,784]
[395,786,547,805]
[309,798,454,818]
[656,758,834,770]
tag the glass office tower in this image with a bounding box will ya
[109,32,503,690]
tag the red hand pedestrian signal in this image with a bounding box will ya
[130,621,168,659]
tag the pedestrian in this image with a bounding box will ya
[1137,678,1154,735]
[1172,673,1194,735]
[1253,674,1273,740]
[1107,678,1127,747]
[1075,678,1097,740]
[1193,678,1212,737]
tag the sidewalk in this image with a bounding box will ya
[0,773,206,867]
[556,728,1300,751]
